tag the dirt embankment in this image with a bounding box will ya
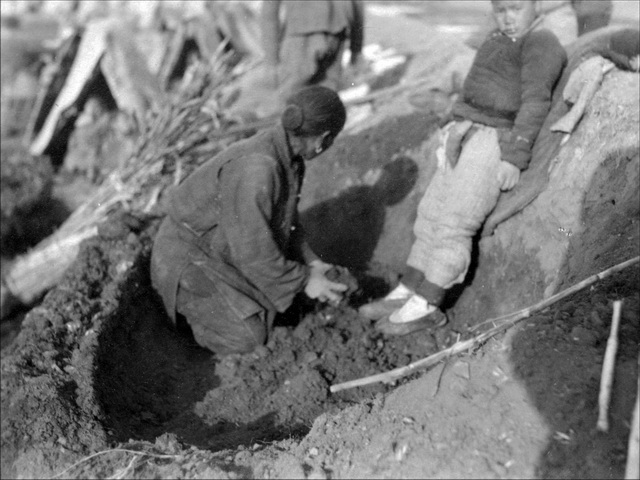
[0,215,157,479]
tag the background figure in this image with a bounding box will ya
[571,0,613,36]
[261,0,364,97]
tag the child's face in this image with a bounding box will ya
[492,0,538,39]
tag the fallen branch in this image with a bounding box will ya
[470,256,640,332]
[625,354,640,480]
[597,300,623,432]
[330,256,639,393]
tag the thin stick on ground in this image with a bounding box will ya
[624,354,640,480]
[470,256,639,332]
[48,448,180,479]
[597,300,623,432]
[330,256,639,393]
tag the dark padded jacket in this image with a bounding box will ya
[151,124,311,321]
[453,28,567,170]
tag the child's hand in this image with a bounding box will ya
[497,161,520,191]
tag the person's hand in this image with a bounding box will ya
[630,55,640,72]
[497,161,520,191]
[304,261,348,305]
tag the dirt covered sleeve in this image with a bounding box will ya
[218,155,309,313]
[502,30,567,170]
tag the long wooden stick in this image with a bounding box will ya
[470,256,640,332]
[624,354,640,480]
[330,256,639,393]
[597,300,623,432]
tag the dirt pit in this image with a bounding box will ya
[94,260,448,452]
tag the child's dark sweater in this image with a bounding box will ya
[453,28,566,170]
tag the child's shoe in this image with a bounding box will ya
[374,294,448,336]
[358,283,413,320]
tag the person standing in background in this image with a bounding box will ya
[571,0,613,36]
[261,0,365,95]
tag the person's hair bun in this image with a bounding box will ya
[282,104,305,131]
[283,86,346,137]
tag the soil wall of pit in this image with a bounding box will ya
[0,219,158,479]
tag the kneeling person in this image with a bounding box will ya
[151,86,348,355]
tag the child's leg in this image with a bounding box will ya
[407,126,503,295]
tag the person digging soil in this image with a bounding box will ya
[151,86,351,356]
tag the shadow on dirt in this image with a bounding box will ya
[509,148,640,479]
[94,280,314,451]
[301,155,418,269]
[94,284,218,446]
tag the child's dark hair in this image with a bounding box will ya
[282,86,347,138]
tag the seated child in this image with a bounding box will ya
[360,0,567,336]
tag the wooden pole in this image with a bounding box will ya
[597,300,623,432]
[330,257,639,393]
[470,256,640,332]
[624,354,640,480]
